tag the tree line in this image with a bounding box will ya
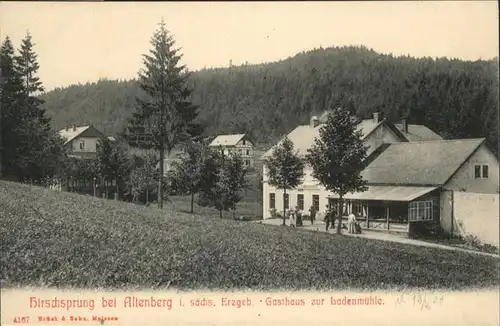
[40,46,499,156]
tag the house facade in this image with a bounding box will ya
[59,125,107,159]
[262,111,499,238]
[209,134,255,168]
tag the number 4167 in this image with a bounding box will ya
[13,316,30,324]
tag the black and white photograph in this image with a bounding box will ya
[1,1,499,325]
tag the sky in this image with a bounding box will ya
[1,1,498,91]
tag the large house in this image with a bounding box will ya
[59,125,110,159]
[209,134,255,168]
[261,112,499,237]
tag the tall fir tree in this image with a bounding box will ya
[124,20,201,209]
[0,37,25,178]
[0,32,68,182]
[305,108,368,234]
[15,31,62,182]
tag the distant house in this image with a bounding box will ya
[59,125,108,159]
[209,134,255,168]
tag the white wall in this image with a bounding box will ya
[445,143,499,194]
[71,136,99,153]
[262,182,331,219]
[441,190,499,247]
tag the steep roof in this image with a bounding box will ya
[59,125,105,145]
[395,124,443,141]
[59,126,91,144]
[209,134,247,147]
[361,138,485,186]
[262,118,384,158]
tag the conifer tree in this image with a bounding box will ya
[0,37,24,177]
[124,20,201,208]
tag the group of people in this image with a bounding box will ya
[288,204,361,234]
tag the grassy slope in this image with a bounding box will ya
[0,181,498,291]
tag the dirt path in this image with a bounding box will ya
[256,218,499,258]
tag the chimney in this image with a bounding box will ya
[372,112,380,124]
[310,116,320,128]
[65,126,69,131]
[401,118,408,133]
[72,125,76,131]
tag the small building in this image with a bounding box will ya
[209,134,255,168]
[59,125,108,159]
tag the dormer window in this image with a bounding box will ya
[474,164,489,179]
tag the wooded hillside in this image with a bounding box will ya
[40,46,499,154]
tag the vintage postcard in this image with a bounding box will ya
[0,1,498,325]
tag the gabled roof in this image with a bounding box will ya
[395,124,443,141]
[59,125,105,145]
[361,138,486,186]
[209,134,248,147]
[262,118,386,158]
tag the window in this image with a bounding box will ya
[297,194,304,210]
[245,160,250,166]
[242,140,246,145]
[482,165,489,179]
[269,193,275,209]
[474,164,489,179]
[284,193,289,209]
[79,141,85,150]
[312,195,320,211]
[408,201,433,221]
[246,149,250,156]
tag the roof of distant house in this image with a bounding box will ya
[361,138,486,186]
[59,125,105,145]
[262,118,385,158]
[395,124,443,141]
[262,117,444,158]
[209,134,248,147]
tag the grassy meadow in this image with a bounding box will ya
[0,180,498,291]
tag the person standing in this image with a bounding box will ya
[325,204,332,231]
[348,213,357,234]
[289,209,296,227]
[295,206,303,227]
[309,205,316,225]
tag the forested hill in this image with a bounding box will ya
[40,46,499,153]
